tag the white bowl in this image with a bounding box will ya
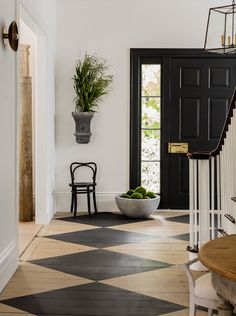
[115,195,160,218]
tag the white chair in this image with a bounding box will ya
[180,258,221,316]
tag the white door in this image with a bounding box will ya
[0,0,19,292]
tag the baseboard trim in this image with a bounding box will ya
[35,209,54,225]
[54,191,120,213]
[0,240,18,293]
[54,192,190,213]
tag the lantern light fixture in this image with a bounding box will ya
[204,0,236,54]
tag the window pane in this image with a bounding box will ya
[141,63,161,194]
[142,65,161,97]
[142,97,160,128]
[142,130,160,161]
[141,162,160,193]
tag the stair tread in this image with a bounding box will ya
[224,213,236,224]
[218,228,228,236]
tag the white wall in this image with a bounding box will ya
[55,0,231,212]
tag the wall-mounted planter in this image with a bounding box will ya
[72,112,94,144]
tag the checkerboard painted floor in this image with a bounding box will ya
[0,211,209,315]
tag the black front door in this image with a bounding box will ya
[169,57,236,208]
[130,49,236,209]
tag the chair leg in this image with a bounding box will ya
[70,191,74,213]
[87,187,91,217]
[208,308,213,316]
[217,304,233,316]
[189,303,196,316]
[73,190,77,217]
[93,189,98,214]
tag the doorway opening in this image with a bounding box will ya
[18,13,42,256]
[19,19,36,223]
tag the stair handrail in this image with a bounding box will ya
[188,87,236,160]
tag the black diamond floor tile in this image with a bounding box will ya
[30,249,171,281]
[171,233,189,241]
[57,212,152,227]
[166,214,189,224]
[45,227,155,248]
[1,282,186,316]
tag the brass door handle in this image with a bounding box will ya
[168,142,188,154]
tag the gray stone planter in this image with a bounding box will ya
[115,195,160,218]
[72,112,94,144]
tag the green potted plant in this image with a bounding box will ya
[72,53,113,143]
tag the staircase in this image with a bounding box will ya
[188,88,236,254]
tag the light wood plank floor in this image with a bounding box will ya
[19,222,43,256]
[0,211,209,316]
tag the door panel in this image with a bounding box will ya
[209,68,230,88]
[208,98,229,139]
[180,97,200,139]
[180,67,201,88]
[169,58,236,209]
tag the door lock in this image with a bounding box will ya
[168,142,188,154]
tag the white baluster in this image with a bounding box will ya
[210,156,215,240]
[198,159,210,246]
[221,146,225,233]
[189,158,194,249]
[189,158,198,249]
[216,155,221,237]
[194,159,198,247]
[221,142,227,234]
[227,123,232,233]
[225,133,229,234]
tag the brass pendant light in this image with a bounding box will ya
[204,0,236,54]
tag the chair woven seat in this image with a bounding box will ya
[69,182,96,187]
[195,273,219,302]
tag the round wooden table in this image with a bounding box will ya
[199,235,236,316]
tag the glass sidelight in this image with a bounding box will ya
[141,64,161,193]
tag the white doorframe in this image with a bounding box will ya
[18,4,53,224]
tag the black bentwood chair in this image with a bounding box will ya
[69,162,98,217]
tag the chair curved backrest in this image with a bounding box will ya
[70,162,97,185]
[181,258,196,295]
[180,258,221,316]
